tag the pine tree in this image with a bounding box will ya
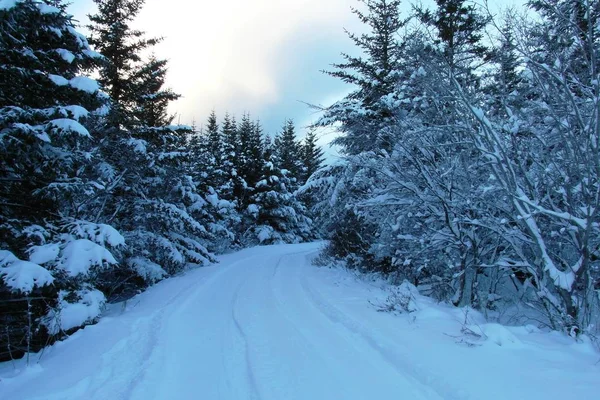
[419,0,489,81]
[528,0,598,79]
[206,110,221,162]
[132,55,180,128]
[273,119,303,188]
[249,119,267,191]
[237,113,263,193]
[495,24,521,94]
[220,113,244,202]
[88,0,159,126]
[263,132,274,162]
[88,0,216,293]
[301,129,324,183]
[244,155,312,245]
[221,112,238,162]
[318,0,405,154]
[0,0,122,361]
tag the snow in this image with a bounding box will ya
[127,257,167,283]
[44,289,106,334]
[0,250,54,294]
[49,118,90,137]
[0,243,597,399]
[48,74,68,86]
[37,2,60,14]
[247,203,259,216]
[206,193,219,207]
[59,239,117,277]
[165,124,192,132]
[68,221,125,247]
[256,225,274,243]
[63,105,89,120]
[465,323,524,348]
[83,49,103,59]
[127,138,147,154]
[66,27,88,48]
[69,76,99,94]
[28,243,60,264]
[55,49,75,64]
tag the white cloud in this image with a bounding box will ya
[129,0,357,124]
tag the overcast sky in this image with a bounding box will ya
[67,0,367,156]
[68,0,525,157]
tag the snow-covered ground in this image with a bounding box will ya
[1,242,598,399]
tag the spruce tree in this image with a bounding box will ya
[88,0,159,126]
[244,154,312,245]
[419,0,489,81]
[0,0,122,360]
[88,0,215,291]
[237,113,263,194]
[206,110,221,162]
[318,0,405,154]
[300,129,324,183]
[219,113,243,202]
[273,119,303,188]
[132,55,180,128]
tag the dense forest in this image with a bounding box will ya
[0,0,323,360]
[1,0,599,362]
[308,0,600,338]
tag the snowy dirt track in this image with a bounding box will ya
[1,242,598,400]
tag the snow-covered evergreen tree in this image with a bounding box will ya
[132,54,179,128]
[88,0,159,127]
[243,155,312,245]
[318,0,404,155]
[220,113,245,203]
[273,119,303,189]
[300,128,324,183]
[87,0,216,297]
[0,0,122,360]
[237,113,263,197]
[206,110,221,163]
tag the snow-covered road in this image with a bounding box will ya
[1,242,598,399]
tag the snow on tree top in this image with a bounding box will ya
[56,48,76,63]
[48,74,68,86]
[37,2,60,14]
[0,250,54,294]
[59,239,117,277]
[28,243,60,265]
[69,76,99,94]
[49,118,90,137]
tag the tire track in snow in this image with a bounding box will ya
[267,255,381,400]
[86,259,242,400]
[296,254,470,400]
[269,252,440,400]
[232,252,358,400]
[230,261,262,400]
[140,255,265,400]
[84,275,210,399]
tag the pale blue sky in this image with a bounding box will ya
[67,0,525,154]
